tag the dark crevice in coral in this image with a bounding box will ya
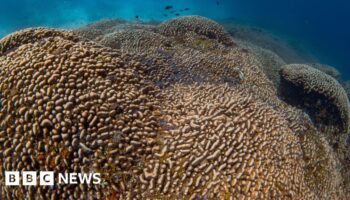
[279,78,344,133]
[1,46,19,56]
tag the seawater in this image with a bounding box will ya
[0,0,349,79]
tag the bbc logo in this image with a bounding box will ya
[5,171,54,186]
[5,171,101,186]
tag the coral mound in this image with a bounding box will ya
[0,28,160,199]
[308,63,341,81]
[96,29,173,53]
[137,83,314,199]
[73,19,157,41]
[343,80,350,99]
[236,40,286,88]
[159,16,235,46]
[300,128,343,199]
[1,16,350,199]
[72,19,126,40]
[280,64,350,139]
[0,27,79,55]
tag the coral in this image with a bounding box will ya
[159,16,235,46]
[343,80,350,99]
[236,40,286,88]
[72,19,126,40]
[81,20,273,94]
[299,128,343,199]
[0,27,79,55]
[0,28,161,199]
[308,63,341,81]
[1,16,350,199]
[132,83,315,199]
[96,29,173,53]
[73,19,157,41]
[280,64,350,141]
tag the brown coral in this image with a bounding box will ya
[0,27,79,55]
[72,19,126,40]
[299,127,343,199]
[280,64,350,142]
[1,16,350,199]
[159,16,235,46]
[343,80,350,100]
[0,28,161,199]
[96,29,173,53]
[132,83,315,199]
[73,19,157,40]
[74,19,350,199]
[236,40,286,88]
[308,63,341,81]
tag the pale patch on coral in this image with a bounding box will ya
[96,29,173,53]
[236,40,286,88]
[308,63,341,81]
[159,16,235,46]
[73,19,157,40]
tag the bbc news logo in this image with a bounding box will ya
[5,171,101,186]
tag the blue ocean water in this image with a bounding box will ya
[0,0,349,79]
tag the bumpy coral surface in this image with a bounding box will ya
[308,63,341,81]
[73,19,157,41]
[135,84,314,199]
[0,27,79,55]
[236,40,286,88]
[343,80,350,99]
[72,19,126,40]
[280,64,350,136]
[0,16,350,199]
[96,29,173,53]
[0,28,162,199]
[299,127,343,199]
[159,16,235,46]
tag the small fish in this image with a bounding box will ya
[165,5,173,10]
[135,15,139,19]
[184,8,190,11]
[216,1,220,6]
[175,13,180,16]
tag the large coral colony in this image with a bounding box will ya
[0,16,349,199]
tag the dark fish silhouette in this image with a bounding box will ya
[175,13,180,16]
[184,8,190,11]
[135,15,139,19]
[165,5,173,10]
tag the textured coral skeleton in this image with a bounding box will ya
[280,64,350,135]
[0,16,349,199]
